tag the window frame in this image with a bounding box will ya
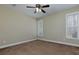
[66,12,79,40]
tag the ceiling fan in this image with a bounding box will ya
[26,4,50,13]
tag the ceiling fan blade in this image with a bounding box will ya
[41,9,46,13]
[26,6,35,8]
[42,5,49,8]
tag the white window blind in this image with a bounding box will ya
[66,12,79,39]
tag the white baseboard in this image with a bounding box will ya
[0,38,79,49]
[0,39,36,49]
[39,39,79,47]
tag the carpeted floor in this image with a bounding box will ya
[0,40,79,55]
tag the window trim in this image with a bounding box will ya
[66,11,79,40]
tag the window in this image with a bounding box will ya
[66,12,79,39]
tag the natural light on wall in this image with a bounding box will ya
[66,12,79,39]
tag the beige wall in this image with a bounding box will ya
[0,4,79,47]
[0,5,36,46]
[42,6,79,45]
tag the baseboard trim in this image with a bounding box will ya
[0,39,36,49]
[39,39,79,47]
[0,38,79,49]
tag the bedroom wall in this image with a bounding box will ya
[0,5,36,47]
[42,6,79,46]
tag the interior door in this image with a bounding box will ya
[37,19,44,38]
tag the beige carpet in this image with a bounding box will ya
[0,40,79,55]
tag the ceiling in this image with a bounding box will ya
[3,4,79,18]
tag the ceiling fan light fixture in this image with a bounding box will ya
[36,8,41,12]
[36,8,39,12]
[39,9,41,12]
